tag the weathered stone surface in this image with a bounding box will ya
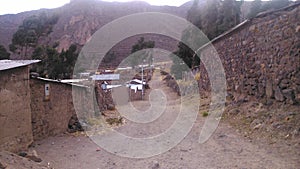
[95,81,115,111]
[197,4,300,105]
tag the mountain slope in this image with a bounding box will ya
[0,0,192,60]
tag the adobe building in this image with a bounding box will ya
[0,59,103,152]
[0,60,40,152]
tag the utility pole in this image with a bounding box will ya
[141,63,144,100]
[141,59,146,100]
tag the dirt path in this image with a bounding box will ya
[31,70,298,169]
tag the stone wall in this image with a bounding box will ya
[30,79,93,140]
[95,82,115,111]
[199,4,300,105]
[0,66,33,152]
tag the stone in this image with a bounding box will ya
[296,25,300,33]
[226,93,234,101]
[26,155,42,163]
[279,79,290,89]
[107,104,115,110]
[253,123,262,130]
[274,86,285,102]
[282,89,296,104]
[18,152,27,157]
[264,99,273,106]
[249,25,256,31]
[0,162,6,169]
[227,108,240,115]
[295,77,300,85]
[151,161,160,169]
[265,80,273,98]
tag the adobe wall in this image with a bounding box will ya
[30,79,94,140]
[0,66,33,152]
[199,4,300,104]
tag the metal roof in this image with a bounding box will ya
[127,79,146,85]
[91,74,120,80]
[0,59,40,71]
[35,77,89,88]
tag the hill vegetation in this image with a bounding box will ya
[171,0,293,79]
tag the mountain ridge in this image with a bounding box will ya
[0,0,193,60]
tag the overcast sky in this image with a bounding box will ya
[0,0,192,15]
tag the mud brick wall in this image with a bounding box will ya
[0,66,33,152]
[199,4,300,105]
[30,79,94,140]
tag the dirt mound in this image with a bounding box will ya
[0,151,48,169]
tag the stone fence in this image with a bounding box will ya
[198,3,300,105]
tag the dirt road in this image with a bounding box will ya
[32,70,298,169]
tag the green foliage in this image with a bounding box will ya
[103,51,116,64]
[170,55,190,79]
[0,45,10,60]
[174,42,194,68]
[217,0,242,35]
[130,37,155,68]
[187,0,202,28]
[261,0,291,11]
[247,0,263,18]
[202,0,220,40]
[10,12,59,57]
[9,44,17,53]
[32,44,78,79]
[171,0,243,79]
[202,111,209,117]
[248,0,291,19]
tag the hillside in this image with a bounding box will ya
[0,0,192,60]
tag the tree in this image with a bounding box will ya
[130,37,155,68]
[261,0,291,11]
[187,0,201,27]
[248,0,263,18]
[170,0,206,79]
[202,0,220,40]
[170,55,190,79]
[10,12,59,58]
[247,0,291,19]
[0,45,10,60]
[102,51,116,67]
[31,44,78,79]
[171,0,243,79]
[217,0,241,35]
